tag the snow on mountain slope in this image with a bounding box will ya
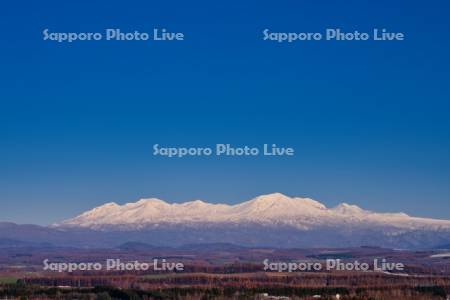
[58,193,450,231]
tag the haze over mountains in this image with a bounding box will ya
[2,193,450,249]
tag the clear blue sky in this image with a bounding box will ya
[1,0,449,224]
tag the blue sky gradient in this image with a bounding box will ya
[1,0,450,224]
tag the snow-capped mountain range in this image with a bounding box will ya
[2,193,448,249]
[59,193,450,232]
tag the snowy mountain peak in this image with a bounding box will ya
[245,193,325,209]
[241,193,292,209]
[133,198,167,206]
[252,192,291,202]
[180,199,208,206]
[332,203,366,214]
